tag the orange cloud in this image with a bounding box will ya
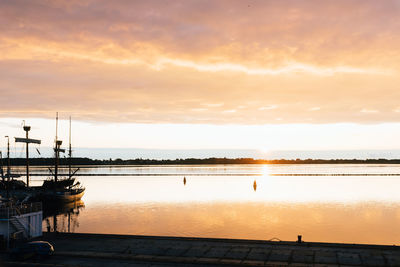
[0,0,399,124]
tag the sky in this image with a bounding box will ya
[1,0,400,156]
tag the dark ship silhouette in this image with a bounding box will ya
[37,114,85,203]
[0,114,85,204]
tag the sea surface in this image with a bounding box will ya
[24,164,400,245]
[8,147,400,160]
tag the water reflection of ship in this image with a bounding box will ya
[44,200,85,233]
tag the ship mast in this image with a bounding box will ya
[55,114,59,182]
[0,151,3,183]
[69,116,72,178]
[5,137,10,198]
[54,113,65,183]
[5,136,10,180]
[14,124,41,187]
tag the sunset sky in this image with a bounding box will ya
[1,0,400,153]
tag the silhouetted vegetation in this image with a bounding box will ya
[4,157,400,166]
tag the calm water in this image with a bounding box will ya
[25,164,400,245]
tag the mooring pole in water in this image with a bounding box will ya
[297,235,302,243]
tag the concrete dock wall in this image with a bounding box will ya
[25,232,400,266]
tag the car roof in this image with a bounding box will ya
[28,241,51,245]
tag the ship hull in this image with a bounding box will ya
[39,188,85,203]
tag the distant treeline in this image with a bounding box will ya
[3,157,400,166]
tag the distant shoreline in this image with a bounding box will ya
[4,157,400,166]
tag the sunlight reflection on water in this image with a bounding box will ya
[38,164,400,245]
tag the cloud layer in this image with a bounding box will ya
[1,0,400,123]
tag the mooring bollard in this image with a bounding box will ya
[297,235,302,243]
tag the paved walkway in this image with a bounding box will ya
[5,233,400,266]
